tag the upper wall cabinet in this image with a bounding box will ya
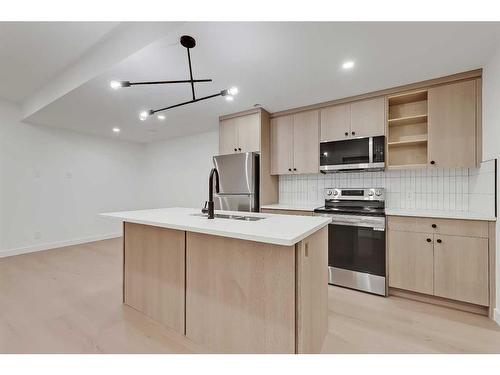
[271,110,319,175]
[320,97,385,142]
[428,80,478,168]
[387,79,479,169]
[219,112,260,155]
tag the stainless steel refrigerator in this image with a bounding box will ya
[213,152,259,212]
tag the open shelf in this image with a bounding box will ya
[388,138,427,147]
[387,90,429,168]
[388,90,427,105]
[388,114,428,126]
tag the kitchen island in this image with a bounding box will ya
[102,207,330,353]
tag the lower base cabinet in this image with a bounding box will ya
[388,231,434,295]
[387,216,491,308]
[434,235,489,306]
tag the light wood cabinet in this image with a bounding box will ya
[388,230,434,295]
[320,104,350,141]
[270,115,294,174]
[320,98,384,142]
[428,80,477,168]
[350,97,385,138]
[434,234,489,306]
[219,112,260,155]
[387,216,491,307]
[293,111,319,174]
[219,118,239,155]
[271,110,319,175]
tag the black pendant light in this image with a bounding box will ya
[110,35,238,121]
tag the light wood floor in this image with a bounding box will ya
[1,238,499,353]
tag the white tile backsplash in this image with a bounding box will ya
[278,160,496,216]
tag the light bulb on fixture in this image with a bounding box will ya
[225,96,234,102]
[139,110,153,121]
[110,80,131,89]
[157,114,166,120]
[342,61,355,70]
[228,87,238,96]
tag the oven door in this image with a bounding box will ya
[325,214,386,295]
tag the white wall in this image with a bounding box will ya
[483,47,500,324]
[142,130,219,209]
[0,99,147,256]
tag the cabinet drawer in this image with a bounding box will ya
[387,216,488,238]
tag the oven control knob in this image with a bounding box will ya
[332,190,339,196]
[326,189,333,196]
[368,191,374,196]
[375,189,382,196]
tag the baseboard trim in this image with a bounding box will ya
[0,233,122,258]
[495,308,500,326]
[389,287,489,316]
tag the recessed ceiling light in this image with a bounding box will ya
[342,60,355,70]
[112,127,120,133]
[157,114,166,120]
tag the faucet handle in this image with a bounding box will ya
[201,201,208,214]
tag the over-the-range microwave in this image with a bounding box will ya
[320,136,385,173]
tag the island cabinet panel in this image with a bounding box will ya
[185,232,296,353]
[123,223,185,334]
[295,226,328,354]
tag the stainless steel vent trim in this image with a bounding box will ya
[320,162,385,173]
[329,267,386,296]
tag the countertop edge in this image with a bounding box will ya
[101,213,330,246]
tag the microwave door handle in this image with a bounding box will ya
[368,137,373,164]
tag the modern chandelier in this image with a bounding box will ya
[110,35,238,121]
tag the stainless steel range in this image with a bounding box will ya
[314,188,386,296]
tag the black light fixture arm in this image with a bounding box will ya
[152,91,224,114]
[116,35,238,120]
[125,78,212,86]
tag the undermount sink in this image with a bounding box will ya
[192,213,266,221]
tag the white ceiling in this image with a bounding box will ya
[18,22,500,143]
[0,22,119,103]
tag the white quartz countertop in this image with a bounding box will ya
[260,203,320,212]
[385,209,496,221]
[101,207,330,246]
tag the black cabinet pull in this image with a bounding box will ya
[432,224,437,228]
[234,148,237,152]
[345,132,348,136]
[426,238,432,243]
[238,147,241,151]
[430,160,435,165]
[288,168,292,172]
[351,131,355,136]
[437,239,442,244]
[293,168,297,171]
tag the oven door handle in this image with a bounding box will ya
[330,221,385,230]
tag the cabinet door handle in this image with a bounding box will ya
[345,132,348,136]
[234,148,237,152]
[293,168,297,171]
[238,147,241,151]
[351,131,356,136]
[431,224,437,228]
[436,239,442,244]
[288,168,292,172]
[430,160,435,165]
[426,238,432,243]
